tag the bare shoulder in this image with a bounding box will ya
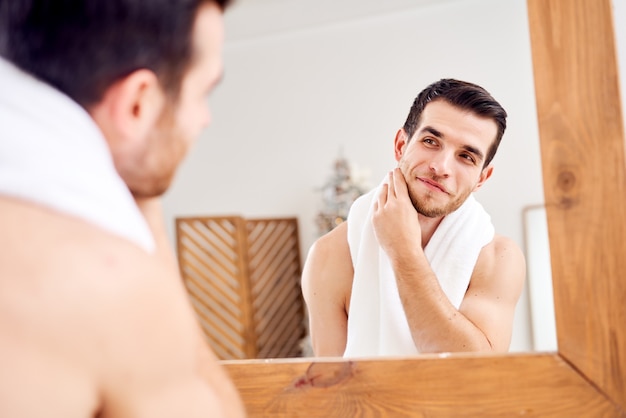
[481,234,526,268]
[307,221,350,259]
[301,222,354,308]
[91,239,243,417]
[0,198,243,417]
[472,233,526,296]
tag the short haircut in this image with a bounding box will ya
[402,79,507,168]
[0,0,231,108]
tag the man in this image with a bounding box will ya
[0,1,246,417]
[302,79,526,357]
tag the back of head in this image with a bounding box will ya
[0,0,230,108]
[403,79,507,167]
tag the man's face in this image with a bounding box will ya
[128,2,224,197]
[395,100,496,218]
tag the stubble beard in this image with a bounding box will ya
[125,104,185,198]
[408,184,471,218]
[398,155,472,218]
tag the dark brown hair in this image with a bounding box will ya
[402,78,507,167]
[0,0,231,107]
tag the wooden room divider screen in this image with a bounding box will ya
[175,216,305,360]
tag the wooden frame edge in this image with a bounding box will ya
[221,0,626,416]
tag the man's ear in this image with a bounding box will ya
[473,164,494,191]
[89,69,165,146]
[394,128,409,162]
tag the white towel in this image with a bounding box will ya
[0,57,155,252]
[343,183,494,357]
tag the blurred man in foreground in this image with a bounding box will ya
[0,1,246,416]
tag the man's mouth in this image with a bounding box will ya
[418,177,449,194]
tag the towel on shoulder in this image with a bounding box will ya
[343,182,494,357]
[0,57,154,252]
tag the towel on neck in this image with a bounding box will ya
[343,182,494,357]
[0,57,155,252]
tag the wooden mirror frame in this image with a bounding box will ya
[221,0,626,415]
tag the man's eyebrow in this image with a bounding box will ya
[462,144,484,162]
[419,125,485,161]
[418,126,444,138]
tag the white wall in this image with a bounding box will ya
[163,0,546,353]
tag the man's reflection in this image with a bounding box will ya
[302,79,526,357]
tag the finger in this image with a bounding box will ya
[377,183,388,208]
[387,170,396,198]
[393,167,409,199]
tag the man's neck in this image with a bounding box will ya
[418,214,445,248]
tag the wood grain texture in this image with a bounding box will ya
[223,354,620,417]
[220,0,626,416]
[177,216,254,359]
[245,218,305,358]
[528,0,626,407]
[176,216,305,360]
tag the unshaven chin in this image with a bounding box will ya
[400,165,469,219]
[124,108,188,198]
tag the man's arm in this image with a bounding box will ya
[457,235,526,351]
[301,222,354,357]
[390,235,525,352]
[373,169,526,353]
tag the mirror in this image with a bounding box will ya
[219,0,626,415]
[163,0,552,356]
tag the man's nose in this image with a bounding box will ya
[428,152,452,177]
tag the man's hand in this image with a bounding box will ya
[372,168,422,259]
[371,169,525,354]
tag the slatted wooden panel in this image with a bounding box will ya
[176,216,253,359]
[176,216,304,360]
[245,218,305,358]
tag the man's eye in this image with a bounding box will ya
[460,154,476,163]
[423,138,436,145]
